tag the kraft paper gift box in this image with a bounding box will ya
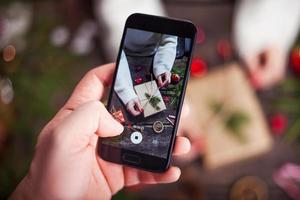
[186,63,273,169]
[134,80,166,117]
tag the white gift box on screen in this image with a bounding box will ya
[134,80,166,117]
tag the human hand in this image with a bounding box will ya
[11,63,191,200]
[244,46,286,89]
[177,100,205,161]
[157,71,171,88]
[126,98,143,116]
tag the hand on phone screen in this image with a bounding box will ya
[126,98,144,116]
[157,71,171,88]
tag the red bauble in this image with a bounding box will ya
[269,113,288,135]
[163,96,170,103]
[171,73,180,84]
[217,39,232,60]
[190,58,207,77]
[134,77,143,84]
[290,47,300,74]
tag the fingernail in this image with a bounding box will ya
[250,75,261,89]
[113,119,124,133]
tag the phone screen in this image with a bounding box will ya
[102,27,193,159]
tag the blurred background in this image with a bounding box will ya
[1,0,300,199]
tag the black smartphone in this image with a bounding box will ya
[98,13,196,172]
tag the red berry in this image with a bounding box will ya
[163,96,170,103]
[290,47,300,74]
[269,113,288,135]
[171,73,180,84]
[190,58,207,77]
[134,77,143,84]
[217,39,232,60]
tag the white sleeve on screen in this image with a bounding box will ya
[153,35,177,78]
[234,0,300,58]
[114,50,138,105]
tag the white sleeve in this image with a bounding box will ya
[114,50,138,105]
[234,0,300,58]
[153,35,177,78]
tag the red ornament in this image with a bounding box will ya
[163,96,170,103]
[171,73,180,84]
[134,77,143,84]
[269,113,288,135]
[196,26,206,44]
[190,58,207,77]
[290,47,300,74]
[217,39,232,60]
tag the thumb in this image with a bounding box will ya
[56,101,123,140]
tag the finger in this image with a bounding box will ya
[172,136,191,156]
[127,104,140,116]
[134,99,144,112]
[124,166,181,186]
[166,73,171,84]
[164,73,171,84]
[63,63,115,111]
[157,75,163,88]
[55,101,123,141]
[244,54,259,75]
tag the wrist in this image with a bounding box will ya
[10,175,33,200]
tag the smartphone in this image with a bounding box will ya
[98,13,196,172]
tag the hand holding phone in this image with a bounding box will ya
[11,63,191,199]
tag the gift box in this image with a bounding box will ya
[186,63,272,169]
[134,80,166,117]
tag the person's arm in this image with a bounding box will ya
[153,35,177,78]
[114,50,137,105]
[114,51,143,116]
[234,0,300,89]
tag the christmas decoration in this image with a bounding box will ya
[269,113,287,135]
[190,58,207,77]
[187,64,272,169]
[290,47,300,74]
[134,80,166,117]
[171,73,180,84]
[168,114,175,119]
[145,92,161,110]
[161,65,186,108]
[166,116,175,125]
[153,121,164,133]
[271,76,300,143]
[273,163,300,200]
[112,109,125,124]
[217,39,232,60]
[210,101,250,142]
[163,95,170,103]
[134,77,143,85]
[132,125,144,132]
[230,176,268,200]
[161,82,183,109]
